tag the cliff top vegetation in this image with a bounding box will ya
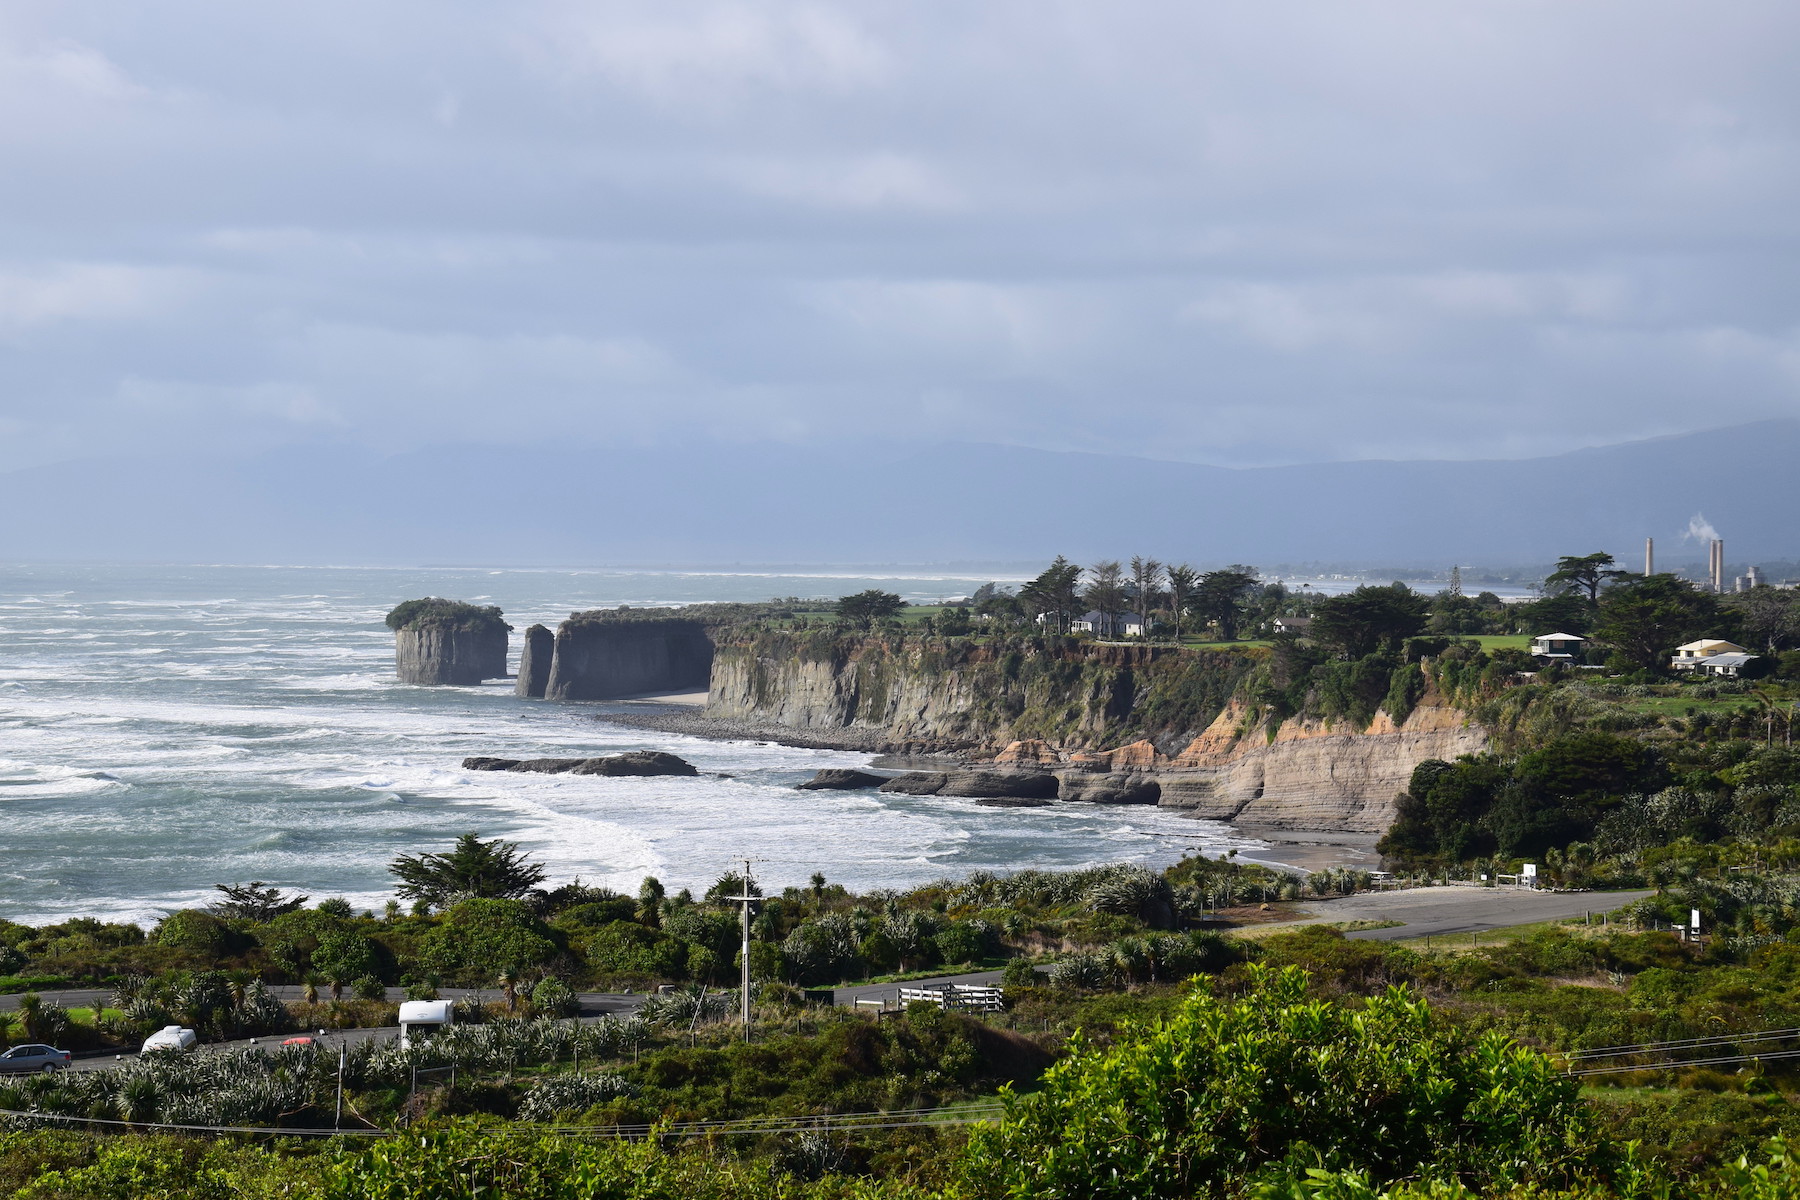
[383,597,509,634]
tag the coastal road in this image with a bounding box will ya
[1295,886,1656,942]
[1,988,647,1073]
[0,985,645,1015]
[831,969,1012,1010]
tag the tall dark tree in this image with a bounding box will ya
[1727,586,1800,654]
[1165,564,1198,640]
[1544,553,1628,604]
[1310,583,1429,657]
[1084,561,1129,629]
[1021,556,1084,633]
[209,882,309,922]
[1129,557,1163,634]
[389,833,549,909]
[1517,591,1594,637]
[1594,574,1721,671]
[1193,567,1261,641]
[835,590,906,627]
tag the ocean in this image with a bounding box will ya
[0,563,1277,926]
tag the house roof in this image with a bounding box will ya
[1699,652,1760,668]
[1674,639,1747,654]
[1532,632,1585,642]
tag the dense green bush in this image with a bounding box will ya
[962,964,1611,1198]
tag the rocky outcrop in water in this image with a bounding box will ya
[462,751,698,776]
[878,770,1060,800]
[516,624,554,698]
[388,598,510,686]
[544,616,715,702]
[796,769,891,791]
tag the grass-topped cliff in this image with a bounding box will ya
[384,596,509,635]
[709,629,1264,750]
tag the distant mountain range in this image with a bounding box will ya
[4,420,1797,568]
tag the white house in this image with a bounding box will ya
[1530,632,1586,660]
[1670,639,1751,671]
[1121,615,1152,638]
[1071,610,1127,637]
[1272,616,1313,636]
[1692,652,1762,678]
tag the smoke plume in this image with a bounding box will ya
[1684,512,1721,543]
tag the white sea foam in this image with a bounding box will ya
[0,564,1265,925]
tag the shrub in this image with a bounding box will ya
[155,911,232,958]
[516,1071,636,1122]
[962,964,1612,1198]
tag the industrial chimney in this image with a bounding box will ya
[1710,538,1725,593]
[1645,537,1654,576]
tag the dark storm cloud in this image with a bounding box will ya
[1,0,1796,471]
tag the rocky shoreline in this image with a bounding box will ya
[598,705,972,758]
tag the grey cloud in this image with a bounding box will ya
[0,0,1797,477]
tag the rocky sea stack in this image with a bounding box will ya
[516,624,554,698]
[387,598,510,686]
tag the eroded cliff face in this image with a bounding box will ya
[1013,697,1487,833]
[395,625,509,686]
[544,618,714,702]
[707,633,1485,834]
[707,634,1250,749]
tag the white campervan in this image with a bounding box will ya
[140,1025,197,1054]
[397,1000,454,1048]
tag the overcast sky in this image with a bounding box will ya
[2,1,1797,473]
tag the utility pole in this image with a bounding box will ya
[335,1041,346,1130]
[725,858,759,1043]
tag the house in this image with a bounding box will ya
[1530,632,1586,660]
[1272,616,1313,635]
[1071,610,1126,637]
[1670,639,1752,671]
[1692,652,1762,678]
[1121,615,1151,638]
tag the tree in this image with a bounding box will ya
[389,833,549,909]
[1594,574,1721,671]
[1082,561,1128,630]
[1543,552,1628,604]
[1129,557,1163,634]
[209,882,309,922]
[1516,590,1593,637]
[1019,556,1083,633]
[1192,568,1260,641]
[1728,586,1800,654]
[636,876,665,928]
[312,932,381,1001]
[420,899,560,984]
[1165,565,1197,640]
[961,965,1606,1198]
[835,590,905,627]
[1310,584,1429,658]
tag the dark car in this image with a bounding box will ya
[0,1044,71,1074]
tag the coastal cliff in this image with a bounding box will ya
[387,598,510,686]
[707,632,1253,748]
[543,615,714,702]
[704,630,1485,834]
[980,697,1486,833]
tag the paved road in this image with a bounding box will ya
[0,985,644,1015]
[831,969,1011,1010]
[1298,887,1657,942]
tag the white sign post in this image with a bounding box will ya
[1521,863,1537,889]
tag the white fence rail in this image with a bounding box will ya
[895,984,1005,1013]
